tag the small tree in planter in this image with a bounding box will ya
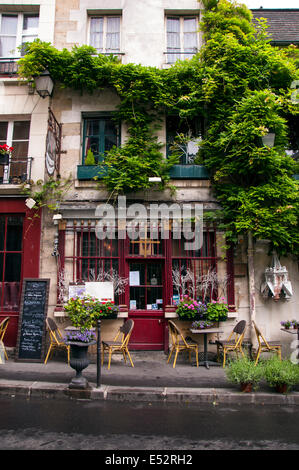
[263,357,299,393]
[225,357,264,392]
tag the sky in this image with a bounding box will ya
[242,0,298,8]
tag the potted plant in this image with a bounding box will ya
[263,357,299,393]
[63,296,117,389]
[280,320,292,330]
[225,357,264,392]
[206,299,229,323]
[176,295,207,321]
[0,144,13,165]
[64,329,96,390]
[291,320,298,330]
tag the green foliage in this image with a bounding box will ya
[84,148,96,166]
[225,357,263,388]
[21,176,72,212]
[206,301,228,322]
[263,357,299,390]
[64,296,119,331]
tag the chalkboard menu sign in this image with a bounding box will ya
[15,279,50,362]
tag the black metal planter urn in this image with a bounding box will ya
[67,341,96,390]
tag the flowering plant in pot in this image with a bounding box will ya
[191,319,214,330]
[291,319,299,329]
[225,357,264,392]
[206,298,229,323]
[0,144,13,165]
[263,357,299,393]
[280,320,292,330]
[176,295,207,320]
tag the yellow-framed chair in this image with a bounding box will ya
[0,317,10,361]
[252,321,281,366]
[167,320,199,368]
[44,317,70,364]
[102,319,135,370]
[216,320,247,367]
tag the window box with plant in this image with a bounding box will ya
[0,144,13,165]
[206,299,229,323]
[175,295,207,321]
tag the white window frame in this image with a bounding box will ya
[0,12,39,58]
[0,120,30,184]
[165,15,199,64]
[88,15,121,55]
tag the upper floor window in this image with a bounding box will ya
[89,16,121,54]
[166,116,202,165]
[83,115,120,164]
[0,120,31,183]
[0,13,39,57]
[166,16,198,64]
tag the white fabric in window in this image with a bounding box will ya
[90,17,103,52]
[183,17,197,59]
[106,17,120,52]
[0,15,17,56]
[167,17,180,64]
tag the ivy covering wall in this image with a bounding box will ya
[18,0,299,256]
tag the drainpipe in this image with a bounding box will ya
[247,231,256,344]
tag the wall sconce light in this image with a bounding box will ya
[148,177,162,183]
[53,213,62,225]
[34,69,54,98]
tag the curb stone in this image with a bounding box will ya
[1,380,299,405]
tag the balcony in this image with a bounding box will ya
[0,58,19,77]
[0,158,33,185]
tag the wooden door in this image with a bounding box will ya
[127,260,165,350]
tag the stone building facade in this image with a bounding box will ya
[0,0,298,359]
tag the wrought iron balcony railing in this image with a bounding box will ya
[0,157,33,185]
[0,57,20,76]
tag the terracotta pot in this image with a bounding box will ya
[275,383,288,394]
[240,382,253,393]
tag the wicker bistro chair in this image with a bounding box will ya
[167,320,199,368]
[44,317,70,365]
[252,321,282,366]
[216,320,247,368]
[102,319,135,370]
[0,317,10,361]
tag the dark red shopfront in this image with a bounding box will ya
[0,199,41,346]
[59,222,234,351]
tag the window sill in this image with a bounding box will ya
[169,164,210,179]
[77,164,107,180]
[77,164,210,181]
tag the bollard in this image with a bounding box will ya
[96,319,101,388]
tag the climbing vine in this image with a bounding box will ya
[17,0,299,255]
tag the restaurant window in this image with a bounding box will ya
[82,115,120,164]
[62,222,122,304]
[0,13,39,57]
[166,16,198,64]
[0,120,30,183]
[89,16,121,54]
[0,215,24,310]
[171,228,217,303]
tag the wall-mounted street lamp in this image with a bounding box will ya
[34,69,54,98]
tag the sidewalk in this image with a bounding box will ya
[1,351,299,405]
